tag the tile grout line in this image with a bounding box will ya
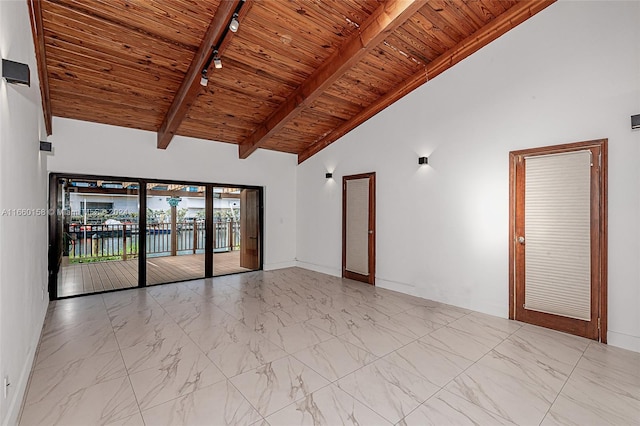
[537,340,594,425]
[103,292,147,425]
[300,308,473,424]
[398,314,520,425]
[111,285,242,421]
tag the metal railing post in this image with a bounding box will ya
[122,223,128,260]
[193,218,198,254]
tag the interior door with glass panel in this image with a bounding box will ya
[510,140,607,341]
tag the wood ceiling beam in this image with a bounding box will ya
[157,0,244,150]
[297,0,557,164]
[27,0,53,136]
[238,0,425,159]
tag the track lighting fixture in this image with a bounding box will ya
[229,13,240,33]
[213,54,222,69]
[200,69,208,87]
[199,1,244,90]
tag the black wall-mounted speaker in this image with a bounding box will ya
[2,59,30,86]
[632,114,640,130]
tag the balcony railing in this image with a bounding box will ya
[66,220,240,262]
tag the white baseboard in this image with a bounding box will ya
[607,330,640,353]
[376,277,419,296]
[4,306,47,426]
[263,260,297,271]
[295,261,341,277]
[375,277,509,318]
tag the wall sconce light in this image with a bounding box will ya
[2,58,30,86]
[418,156,429,165]
[325,172,333,179]
[39,141,52,152]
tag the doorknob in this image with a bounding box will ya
[518,236,525,244]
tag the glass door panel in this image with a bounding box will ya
[212,187,260,276]
[146,183,205,285]
[58,178,139,297]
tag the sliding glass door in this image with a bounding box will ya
[145,183,206,286]
[56,178,139,297]
[49,174,263,299]
[210,187,261,275]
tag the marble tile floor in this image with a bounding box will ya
[19,267,640,426]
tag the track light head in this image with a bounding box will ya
[213,51,222,69]
[229,14,239,32]
[200,70,208,87]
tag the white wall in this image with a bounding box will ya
[0,1,50,424]
[297,1,640,352]
[48,118,297,270]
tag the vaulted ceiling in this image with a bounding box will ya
[29,0,554,163]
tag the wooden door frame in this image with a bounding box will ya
[342,172,376,285]
[509,139,608,342]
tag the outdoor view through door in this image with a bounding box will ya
[509,140,607,341]
[54,178,140,297]
[50,175,262,299]
[145,183,206,286]
[213,187,253,276]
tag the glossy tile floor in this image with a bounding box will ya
[19,268,640,425]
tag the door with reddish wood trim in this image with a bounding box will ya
[240,188,260,270]
[509,140,607,341]
[342,172,376,285]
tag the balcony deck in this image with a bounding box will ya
[58,251,249,297]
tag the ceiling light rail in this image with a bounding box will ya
[200,0,245,87]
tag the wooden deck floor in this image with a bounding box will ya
[58,251,250,297]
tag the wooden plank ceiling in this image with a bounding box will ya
[31,0,555,163]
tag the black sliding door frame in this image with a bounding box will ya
[138,180,147,287]
[47,172,264,300]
